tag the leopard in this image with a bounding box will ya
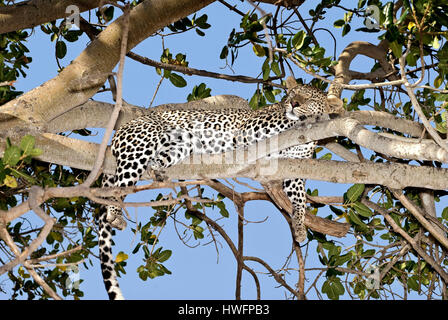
[97,78,331,299]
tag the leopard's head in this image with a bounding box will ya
[284,76,332,119]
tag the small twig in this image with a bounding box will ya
[24,262,62,300]
[379,244,411,284]
[26,260,85,269]
[390,188,448,250]
[244,256,300,299]
[293,241,306,300]
[126,51,283,88]
[235,203,244,300]
[398,40,448,153]
[217,0,246,16]
[26,245,83,264]
[149,76,164,107]
[83,5,131,186]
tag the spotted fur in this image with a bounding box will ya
[97,82,330,299]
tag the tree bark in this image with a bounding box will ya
[0,0,105,34]
[0,0,214,129]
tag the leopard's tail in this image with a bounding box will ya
[98,205,124,300]
[98,174,124,300]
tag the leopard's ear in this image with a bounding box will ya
[285,76,298,91]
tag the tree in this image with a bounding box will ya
[0,0,447,300]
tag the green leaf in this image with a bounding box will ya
[187,83,212,101]
[115,251,128,263]
[220,46,229,59]
[333,19,345,28]
[132,243,141,254]
[357,0,366,8]
[442,207,448,220]
[362,249,375,257]
[19,134,35,155]
[344,12,354,23]
[406,52,417,66]
[271,61,281,77]
[334,253,352,266]
[51,231,63,242]
[352,201,373,218]
[28,148,43,157]
[103,6,115,22]
[389,41,402,58]
[158,249,172,263]
[349,210,367,227]
[342,24,351,36]
[322,278,344,300]
[346,184,365,203]
[435,93,448,101]
[194,14,208,27]
[169,73,187,87]
[434,75,443,88]
[163,69,171,78]
[333,278,345,295]
[319,153,332,160]
[195,29,205,37]
[249,90,266,109]
[321,280,334,299]
[329,205,344,216]
[407,276,419,291]
[262,59,270,81]
[3,175,17,188]
[3,146,21,167]
[264,89,276,103]
[143,246,151,258]
[55,41,67,59]
[435,112,447,134]
[397,8,409,25]
[217,201,229,218]
[292,30,306,50]
[252,44,265,57]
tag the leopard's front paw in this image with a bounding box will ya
[106,207,127,230]
[150,169,167,182]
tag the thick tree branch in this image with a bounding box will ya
[390,189,448,251]
[12,132,446,190]
[2,112,446,192]
[327,40,397,107]
[44,95,250,134]
[0,0,106,34]
[0,0,214,129]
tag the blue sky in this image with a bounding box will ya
[1,0,443,300]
